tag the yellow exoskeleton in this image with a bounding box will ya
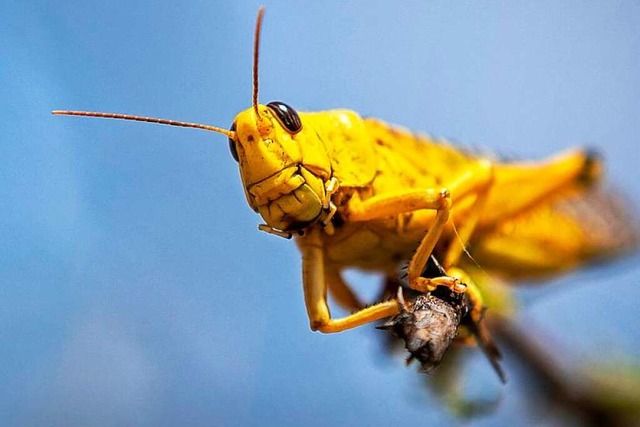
[53,8,635,338]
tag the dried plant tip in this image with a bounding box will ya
[378,291,465,373]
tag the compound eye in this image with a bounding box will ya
[228,122,239,162]
[266,101,302,134]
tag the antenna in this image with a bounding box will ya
[51,110,235,139]
[252,7,265,120]
[52,7,271,141]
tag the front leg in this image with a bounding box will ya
[347,188,453,294]
[348,161,493,295]
[299,227,398,333]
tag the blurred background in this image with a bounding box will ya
[2,1,639,425]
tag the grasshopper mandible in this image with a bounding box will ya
[53,8,633,340]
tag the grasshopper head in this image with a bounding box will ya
[222,8,333,232]
[229,101,332,232]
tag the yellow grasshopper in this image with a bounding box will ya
[53,8,634,342]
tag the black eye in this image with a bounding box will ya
[266,101,302,134]
[228,122,239,162]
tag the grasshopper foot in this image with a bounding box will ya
[411,275,467,294]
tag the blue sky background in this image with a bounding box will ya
[2,1,640,426]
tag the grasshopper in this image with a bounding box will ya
[53,8,635,342]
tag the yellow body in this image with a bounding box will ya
[229,104,633,333]
[53,105,634,335]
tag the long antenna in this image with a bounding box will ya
[52,7,269,139]
[51,110,236,139]
[252,7,265,119]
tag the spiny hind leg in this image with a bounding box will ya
[435,150,599,285]
[480,148,601,228]
[300,227,398,333]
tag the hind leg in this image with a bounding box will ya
[479,148,600,229]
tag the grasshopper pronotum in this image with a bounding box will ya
[53,8,636,376]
